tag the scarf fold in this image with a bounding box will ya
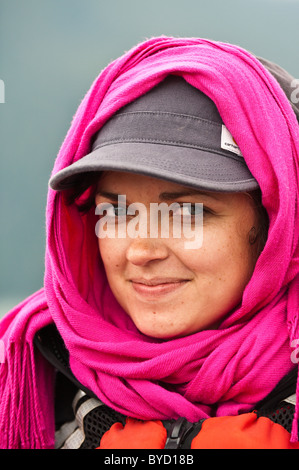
[1,37,298,448]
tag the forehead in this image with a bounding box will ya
[96,171,234,204]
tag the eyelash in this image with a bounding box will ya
[98,203,213,220]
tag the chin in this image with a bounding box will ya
[133,320,191,340]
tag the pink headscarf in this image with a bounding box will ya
[1,37,298,449]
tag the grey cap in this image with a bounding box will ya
[49,75,259,192]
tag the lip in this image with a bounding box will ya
[130,278,190,297]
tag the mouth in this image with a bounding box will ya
[129,278,190,297]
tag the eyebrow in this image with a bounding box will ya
[96,189,220,201]
[96,190,120,202]
[158,189,220,200]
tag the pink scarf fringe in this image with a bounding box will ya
[1,37,298,448]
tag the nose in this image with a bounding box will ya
[126,237,169,266]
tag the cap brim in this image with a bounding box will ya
[49,142,259,192]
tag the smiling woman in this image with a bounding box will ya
[0,37,298,449]
[93,171,260,339]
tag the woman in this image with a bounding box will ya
[0,37,298,449]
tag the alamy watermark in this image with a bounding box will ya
[95,196,203,249]
[291,78,299,104]
[291,339,299,364]
[0,79,5,103]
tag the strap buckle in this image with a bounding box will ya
[164,417,194,449]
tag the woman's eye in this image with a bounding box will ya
[102,204,128,218]
[173,203,203,218]
[99,202,211,221]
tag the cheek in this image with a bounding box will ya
[190,223,255,283]
[98,237,126,274]
[215,226,256,289]
[183,228,231,271]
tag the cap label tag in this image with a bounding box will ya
[221,125,243,157]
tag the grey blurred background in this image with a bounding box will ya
[1,0,299,317]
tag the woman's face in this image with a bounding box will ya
[95,171,260,339]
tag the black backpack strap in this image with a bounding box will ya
[34,323,97,399]
[34,323,98,429]
[255,368,297,411]
[254,368,297,435]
